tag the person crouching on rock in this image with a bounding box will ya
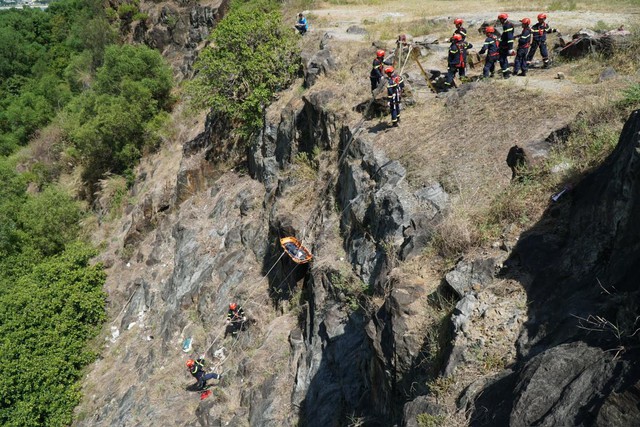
[295,13,308,35]
[186,358,221,390]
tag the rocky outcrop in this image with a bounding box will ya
[130,0,230,79]
[464,110,640,425]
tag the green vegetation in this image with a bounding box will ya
[329,265,370,311]
[416,413,446,427]
[188,0,300,139]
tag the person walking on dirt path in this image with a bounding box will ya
[450,18,467,42]
[295,13,308,35]
[498,13,515,79]
[186,358,222,390]
[444,34,472,90]
[478,26,500,78]
[513,18,533,76]
[370,49,385,93]
[225,302,247,338]
[384,66,404,127]
[527,13,558,68]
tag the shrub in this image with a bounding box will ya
[188,0,300,138]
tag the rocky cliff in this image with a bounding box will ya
[73,6,640,426]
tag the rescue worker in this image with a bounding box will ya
[444,34,472,90]
[225,302,247,338]
[450,18,467,42]
[497,13,515,79]
[384,66,404,127]
[513,18,533,76]
[186,358,222,390]
[295,13,308,35]
[506,144,528,180]
[527,13,558,68]
[370,49,385,93]
[478,26,499,78]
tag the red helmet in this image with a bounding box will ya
[452,34,463,41]
[229,302,238,310]
[376,49,385,58]
[498,13,508,21]
[384,66,394,74]
[454,18,463,26]
[186,359,195,368]
[485,26,495,34]
[538,13,547,21]
[520,18,531,26]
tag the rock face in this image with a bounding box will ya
[463,110,640,425]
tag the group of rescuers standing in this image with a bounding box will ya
[370,13,558,126]
[185,302,247,390]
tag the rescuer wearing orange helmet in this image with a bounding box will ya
[225,302,247,338]
[186,358,222,390]
[450,18,467,42]
[384,66,404,127]
[370,49,386,92]
[478,26,500,78]
[513,18,533,76]
[497,13,515,78]
[527,13,558,68]
[444,33,473,90]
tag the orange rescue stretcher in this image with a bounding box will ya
[280,236,313,264]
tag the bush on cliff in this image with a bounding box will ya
[187,0,300,138]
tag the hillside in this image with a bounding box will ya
[7,0,636,426]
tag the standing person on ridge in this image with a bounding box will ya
[186,358,222,390]
[478,26,499,78]
[384,66,404,127]
[497,13,515,79]
[370,49,385,93]
[513,18,533,76]
[444,34,472,91]
[527,13,557,68]
[450,18,467,42]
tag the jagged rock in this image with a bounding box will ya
[444,257,496,298]
[558,31,617,59]
[402,396,445,427]
[598,66,617,82]
[346,25,367,35]
[302,39,338,88]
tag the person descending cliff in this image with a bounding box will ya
[384,66,404,127]
[527,13,558,68]
[498,13,515,79]
[478,26,500,78]
[444,34,472,90]
[513,18,533,76]
[225,302,247,338]
[186,358,222,391]
[370,49,385,93]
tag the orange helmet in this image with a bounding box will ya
[538,13,547,21]
[376,49,385,58]
[229,302,238,310]
[498,13,508,21]
[384,66,394,74]
[520,18,531,26]
[485,26,495,34]
[452,34,463,41]
[454,18,463,26]
[186,359,195,368]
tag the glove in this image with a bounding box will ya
[552,28,558,33]
[509,49,515,56]
[242,316,247,322]
[226,318,230,324]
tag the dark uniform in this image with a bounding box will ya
[499,19,514,78]
[451,26,467,42]
[527,21,557,67]
[445,39,473,89]
[225,305,247,338]
[506,145,527,180]
[189,358,220,390]
[514,26,532,76]
[478,33,500,78]
[370,56,384,92]
[386,72,404,126]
